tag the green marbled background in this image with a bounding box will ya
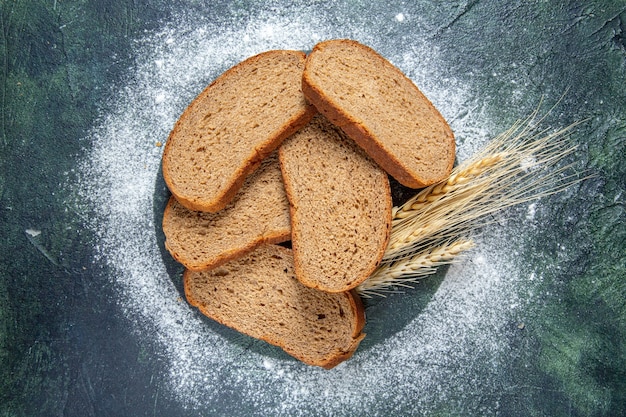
[1,1,625,416]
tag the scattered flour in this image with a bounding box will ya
[526,202,537,220]
[76,3,536,415]
[25,228,42,237]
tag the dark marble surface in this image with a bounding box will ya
[1,1,625,416]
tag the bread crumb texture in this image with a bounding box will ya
[184,245,365,369]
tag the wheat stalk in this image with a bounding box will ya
[384,114,583,262]
[358,239,475,297]
[358,103,588,296]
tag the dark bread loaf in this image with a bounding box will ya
[162,152,290,271]
[279,114,392,292]
[162,50,317,212]
[184,244,366,369]
[302,39,455,188]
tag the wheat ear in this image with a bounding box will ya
[384,114,584,262]
[359,104,588,296]
[392,153,505,219]
[358,239,475,297]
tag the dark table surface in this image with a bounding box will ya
[1,1,625,416]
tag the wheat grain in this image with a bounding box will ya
[358,239,475,297]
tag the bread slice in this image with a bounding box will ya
[279,114,392,293]
[162,50,317,212]
[184,244,366,369]
[162,152,290,272]
[302,39,455,189]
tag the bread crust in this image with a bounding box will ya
[183,245,366,369]
[316,289,366,369]
[162,50,317,212]
[302,39,455,189]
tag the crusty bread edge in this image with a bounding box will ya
[302,39,455,189]
[317,289,366,369]
[182,247,367,369]
[162,50,317,212]
[162,196,291,272]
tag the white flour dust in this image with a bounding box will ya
[77,4,531,416]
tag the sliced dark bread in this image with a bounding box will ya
[279,114,392,293]
[162,152,290,272]
[162,50,317,212]
[302,39,455,188]
[184,244,366,369]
